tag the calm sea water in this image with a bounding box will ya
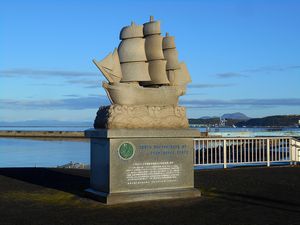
[0,137,89,167]
[0,127,299,167]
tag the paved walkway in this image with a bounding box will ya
[0,166,299,225]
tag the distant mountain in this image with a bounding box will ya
[200,116,213,119]
[189,112,249,126]
[221,112,250,120]
[0,120,92,127]
[236,115,300,127]
[190,114,300,127]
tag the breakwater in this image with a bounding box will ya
[0,130,85,138]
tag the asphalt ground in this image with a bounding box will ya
[0,166,299,225]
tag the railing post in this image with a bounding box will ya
[193,139,196,165]
[290,138,295,165]
[267,139,270,167]
[223,139,227,169]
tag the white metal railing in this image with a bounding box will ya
[194,137,300,168]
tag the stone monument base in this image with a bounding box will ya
[93,105,189,129]
[84,129,202,204]
[86,187,200,205]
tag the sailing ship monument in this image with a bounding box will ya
[86,16,201,204]
[93,16,191,128]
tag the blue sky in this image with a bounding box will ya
[1,0,300,122]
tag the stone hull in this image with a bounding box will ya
[103,82,182,106]
[84,129,202,204]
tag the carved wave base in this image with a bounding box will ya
[94,105,189,129]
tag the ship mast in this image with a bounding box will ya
[163,33,191,87]
[142,16,169,86]
[118,22,151,83]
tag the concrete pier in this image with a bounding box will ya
[0,130,85,138]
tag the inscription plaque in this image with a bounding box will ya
[109,136,194,192]
[126,161,180,185]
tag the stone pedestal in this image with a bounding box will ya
[93,105,189,129]
[84,129,201,204]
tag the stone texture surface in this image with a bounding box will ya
[85,128,203,138]
[94,105,189,129]
[102,83,181,107]
[86,188,201,205]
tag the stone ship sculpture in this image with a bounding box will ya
[93,16,191,129]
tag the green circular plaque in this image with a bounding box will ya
[118,142,135,160]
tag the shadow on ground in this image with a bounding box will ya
[0,168,90,198]
[1,166,300,225]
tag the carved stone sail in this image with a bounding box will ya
[120,62,149,82]
[144,35,164,60]
[167,62,191,86]
[163,33,180,70]
[93,48,122,83]
[163,48,180,70]
[147,60,169,84]
[143,16,169,85]
[163,33,191,87]
[118,38,147,62]
[118,22,151,82]
[178,62,192,84]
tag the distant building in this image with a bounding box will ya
[219,117,226,127]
